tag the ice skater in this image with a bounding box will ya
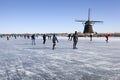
[31,34,36,45]
[52,34,58,50]
[7,36,9,40]
[68,34,71,40]
[43,34,46,44]
[105,34,110,42]
[90,33,93,41]
[72,31,78,49]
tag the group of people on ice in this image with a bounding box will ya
[31,31,79,50]
[31,34,59,50]
[26,31,111,50]
[5,31,110,50]
[68,32,110,43]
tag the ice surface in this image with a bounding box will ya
[0,37,120,80]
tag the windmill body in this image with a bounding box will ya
[83,21,93,33]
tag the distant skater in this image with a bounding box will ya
[43,34,46,44]
[31,34,36,45]
[52,34,58,50]
[105,34,110,42]
[7,36,9,40]
[90,34,93,41]
[14,35,17,39]
[27,35,30,39]
[72,31,78,49]
[68,34,71,40]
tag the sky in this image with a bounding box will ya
[0,0,120,34]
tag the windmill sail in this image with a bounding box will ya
[88,8,90,21]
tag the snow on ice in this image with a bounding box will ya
[0,37,120,80]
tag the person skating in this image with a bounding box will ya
[90,34,93,41]
[43,34,46,44]
[52,34,58,50]
[7,36,9,40]
[105,34,110,42]
[31,34,36,45]
[72,31,78,49]
[68,34,71,40]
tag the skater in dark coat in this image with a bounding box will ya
[7,36,9,40]
[68,34,71,40]
[43,34,46,44]
[72,31,78,49]
[52,34,58,50]
[31,34,36,45]
[90,34,93,41]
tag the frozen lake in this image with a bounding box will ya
[0,37,120,80]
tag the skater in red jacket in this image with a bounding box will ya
[105,34,110,42]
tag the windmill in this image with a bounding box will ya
[75,8,103,34]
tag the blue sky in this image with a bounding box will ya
[0,0,120,34]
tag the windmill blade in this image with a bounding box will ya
[88,8,91,21]
[75,20,86,22]
[91,21,103,23]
